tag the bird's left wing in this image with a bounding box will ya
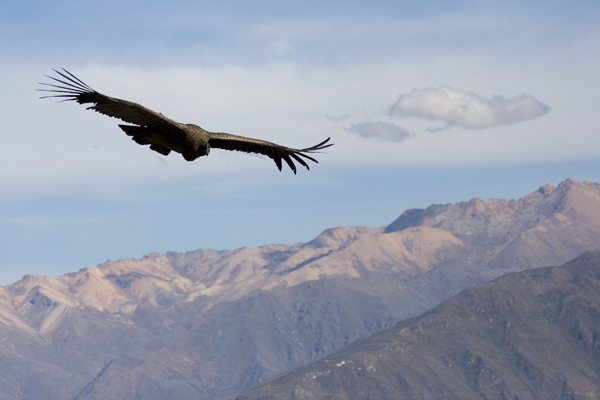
[38,69,180,129]
[207,132,332,174]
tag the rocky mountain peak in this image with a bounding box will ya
[538,182,556,195]
[1,178,600,399]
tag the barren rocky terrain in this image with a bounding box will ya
[240,250,600,400]
[0,178,599,399]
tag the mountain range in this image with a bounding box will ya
[240,250,600,400]
[0,178,599,399]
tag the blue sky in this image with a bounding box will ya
[1,0,599,285]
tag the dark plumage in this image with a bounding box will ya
[38,69,332,173]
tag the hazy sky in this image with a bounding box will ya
[1,0,599,284]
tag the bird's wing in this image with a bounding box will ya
[38,69,179,129]
[207,132,333,174]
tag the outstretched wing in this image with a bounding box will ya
[38,69,179,129]
[39,69,333,172]
[207,132,333,174]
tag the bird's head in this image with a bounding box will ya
[197,143,210,157]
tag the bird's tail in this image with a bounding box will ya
[119,125,150,144]
[119,125,171,156]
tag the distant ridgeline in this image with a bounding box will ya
[0,178,599,399]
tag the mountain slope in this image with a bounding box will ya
[0,178,599,398]
[239,251,600,400]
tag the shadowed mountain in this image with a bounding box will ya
[239,251,600,400]
[0,178,599,399]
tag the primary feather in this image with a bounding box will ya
[38,68,332,173]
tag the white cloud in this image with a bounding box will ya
[348,121,412,142]
[390,87,549,129]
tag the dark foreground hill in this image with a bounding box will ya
[0,178,599,399]
[240,251,600,400]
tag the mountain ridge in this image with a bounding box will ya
[239,250,600,400]
[0,178,599,398]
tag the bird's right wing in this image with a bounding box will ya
[208,132,332,174]
[38,69,180,129]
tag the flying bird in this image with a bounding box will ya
[38,69,332,173]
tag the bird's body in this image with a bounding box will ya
[119,123,210,161]
[38,69,332,173]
